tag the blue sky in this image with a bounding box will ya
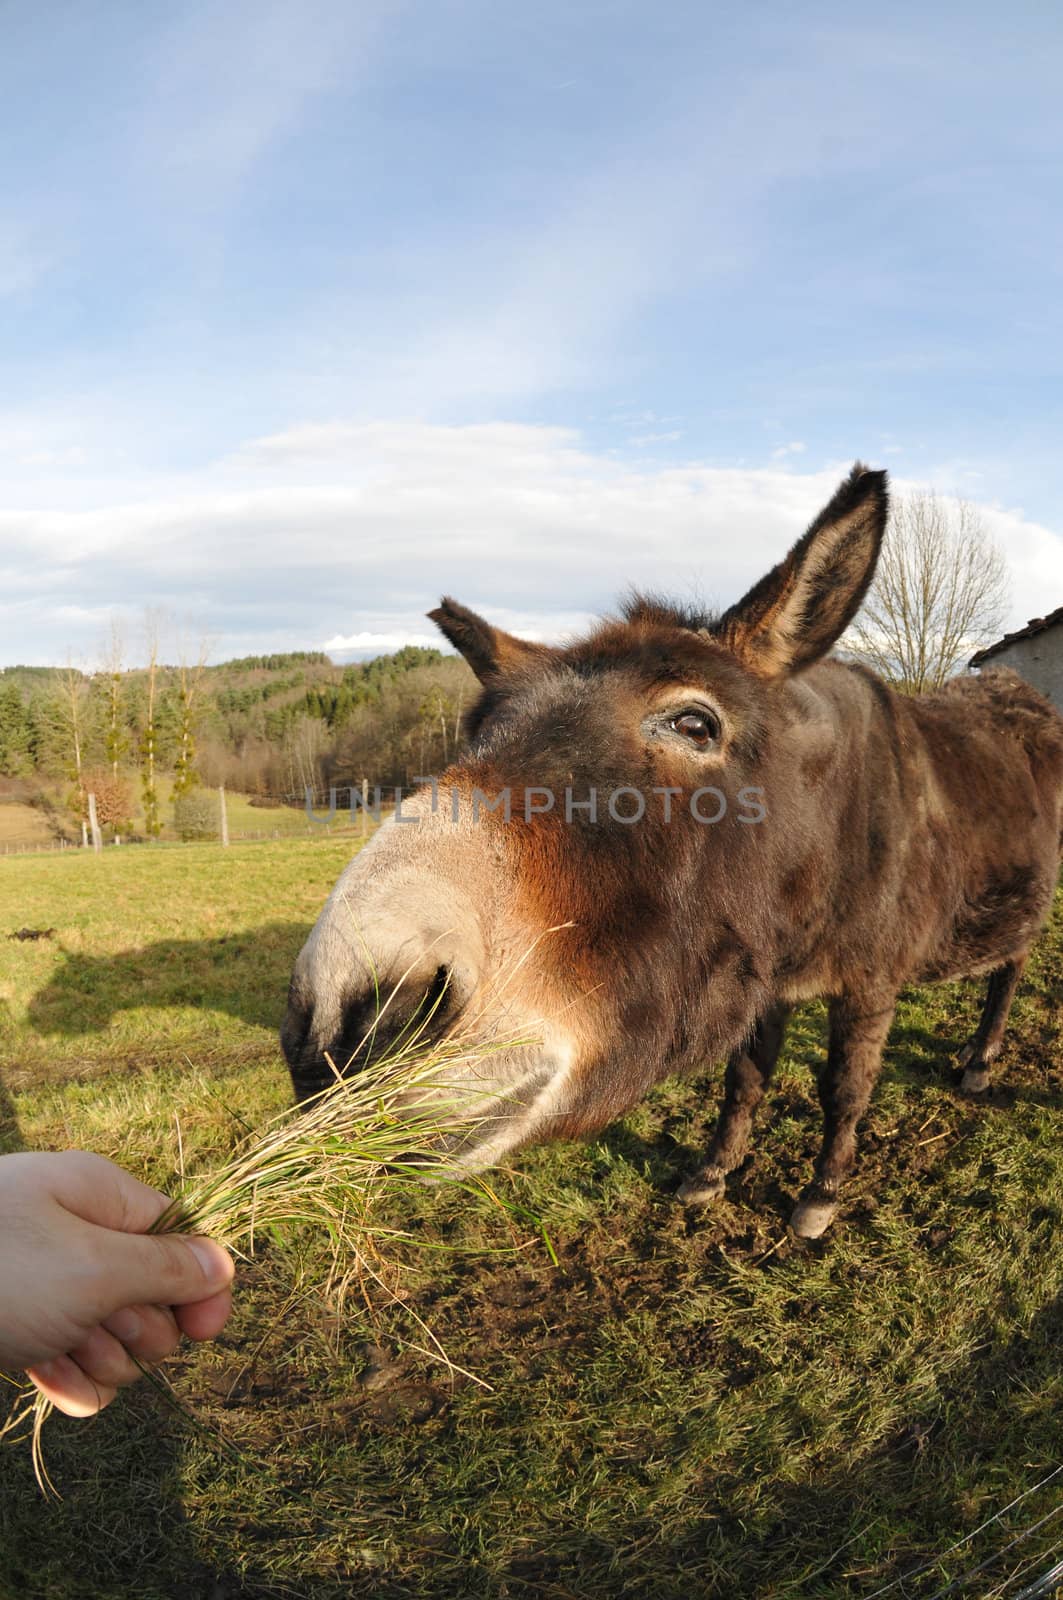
[3,0,1062,664]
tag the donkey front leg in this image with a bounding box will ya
[680,1003,791,1205]
[957,954,1027,1094]
[791,993,895,1239]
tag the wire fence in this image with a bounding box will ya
[0,830,363,857]
[860,1463,1063,1600]
[0,780,386,857]
[1013,1554,1063,1599]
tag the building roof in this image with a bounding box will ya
[969,605,1063,667]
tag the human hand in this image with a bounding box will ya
[0,1150,234,1417]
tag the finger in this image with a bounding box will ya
[175,1285,233,1342]
[27,1355,117,1418]
[47,1150,174,1234]
[86,1230,234,1321]
[103,1303,182,1365]
[66,1325,143,1390]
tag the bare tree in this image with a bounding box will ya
[172,636,210,797]
[100,620,126,779]
[284,714,328,798]
[140,614,162,837]
[418,687,453,769]
[451,683,465,750]
[54,662,90,844]
[846,490,1010,694]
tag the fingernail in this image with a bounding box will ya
[188,1236,230,1283]
[108,1309,141,1343]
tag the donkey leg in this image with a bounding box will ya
[791,994,895,1239]
[680,1003,791,1206]
[957,955,1027,1094]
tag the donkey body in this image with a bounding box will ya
[283,466,1063,1235]
[674,657,1063,1233]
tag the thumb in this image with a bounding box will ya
[88,1227,234,1319]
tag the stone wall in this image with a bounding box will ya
[982,625,1063,711]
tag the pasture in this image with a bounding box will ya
[0,778,364,854]
[0,838,1061,1599]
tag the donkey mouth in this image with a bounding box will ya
[281,961,471,1105]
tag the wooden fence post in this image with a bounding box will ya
[219,785,230,847]
[87,793,103,853]
[361,777,369,837]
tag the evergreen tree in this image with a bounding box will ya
[0,683,31,775]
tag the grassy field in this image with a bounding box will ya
[0,776,369,851]
[0,840,1061,1600]
[0,804,55,850]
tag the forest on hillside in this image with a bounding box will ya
[0,645,474,842]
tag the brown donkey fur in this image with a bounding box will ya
[284,465,1063,1236]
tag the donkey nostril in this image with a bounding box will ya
[280,987,313,1067]
[373,961,467,1050]
[423,963,453,1020]
[284,956,476,1104]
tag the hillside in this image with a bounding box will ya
[0,645,475,846]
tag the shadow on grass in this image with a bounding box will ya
[25,922,312,1039]
[3,1011,1061,1598]
[5,1281,1060,1600]
[0,1001,23,1149]
[1,933,308,1598]
[0,1388,278,1600]
[351,1286,1063,1600]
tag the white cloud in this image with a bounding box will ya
[978,504,1063,629]
[324,630,443,654]
[1,419,1060,665]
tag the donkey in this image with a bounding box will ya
[282,465,1063,1236]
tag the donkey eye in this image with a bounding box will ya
[671,709,721,747]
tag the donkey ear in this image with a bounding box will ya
[714,464,889,678]
[428,597,552,684]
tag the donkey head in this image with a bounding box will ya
[281,464,888,1166]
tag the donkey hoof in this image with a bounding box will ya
[790,1194,838,1239]
[960,1064,990,1095]
[679,1165,727,1206]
